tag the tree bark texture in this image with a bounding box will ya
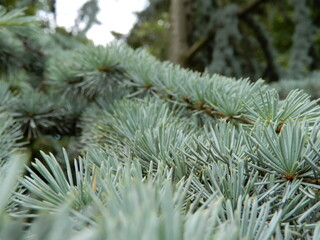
[169,0,188,66]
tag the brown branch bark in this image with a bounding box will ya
[141,85,256,125]
[21,38,47,56]
[238,0,267,18]
[180,34,210,66]
[203,107,255,125]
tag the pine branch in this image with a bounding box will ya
[142,83,256,125]
[6,4,320,238]
[191,103,256,125]
[0,6,38,36]
[21,38,47,56]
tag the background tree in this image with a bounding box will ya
[168,0,188,65]
[127,0,320,85]
[0,0,99,162]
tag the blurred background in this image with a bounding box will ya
[1,0,320,95]
[56,0,148,45]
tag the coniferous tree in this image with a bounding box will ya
[2,4,320,240]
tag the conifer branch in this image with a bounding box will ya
[202,107,255,125]
[21,38,47,56]
[4,4,320,238]
[140,83,256,125]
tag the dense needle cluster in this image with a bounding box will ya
[1,6,320,239]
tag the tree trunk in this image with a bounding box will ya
[169,0,188,66]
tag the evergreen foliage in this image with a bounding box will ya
[2,5,320,240]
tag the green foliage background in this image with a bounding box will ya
[128,0,320,91]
